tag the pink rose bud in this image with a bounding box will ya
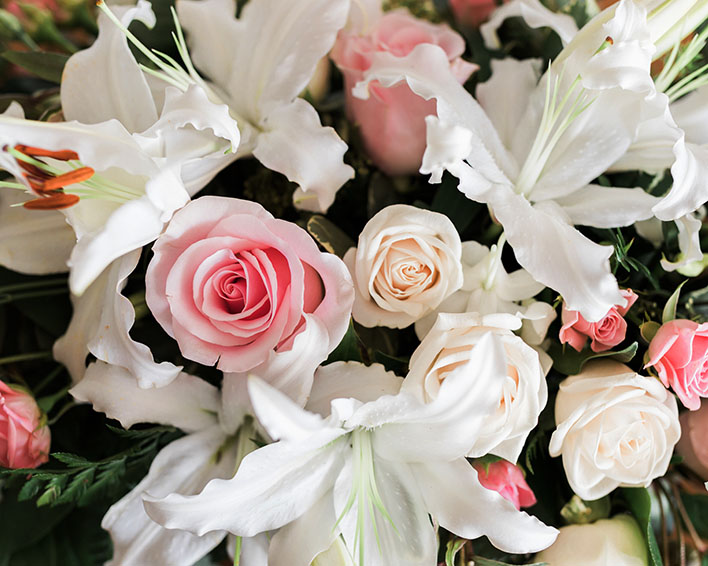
[449,0,505,27]
[646,319,708,410]
[331,10,475,176]
[559,289,637,353]
[676,402,708,479]
[473,459,537,510]
[0,381,50,469]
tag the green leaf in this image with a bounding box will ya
[306,215,355,258]
[37,388,69,415]
[445,538,466,566]
[640,321,661,343]
[0,50,68,83]
[36,476,67,507]
[431,175,481,234]
[17,475,46,502]
[54,468,95,506]
[680,493,708,539]
[548,341,638,375]
[51,452,91,468]
[662,280,687,323]
[621,487,663,566]
[325,320,362,363]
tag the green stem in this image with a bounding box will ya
[0,278,67,295]
[47,400,76,425]
[34,365,65,396]
[0,287,68,305]
[0,351,52,365]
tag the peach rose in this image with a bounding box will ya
[145,196,354,382]
[473,459,537,510]
[0,381,50,469]
[559,289,637,353]
[646,319,708,410]
[331,9,475,175]
[344,204,463,328]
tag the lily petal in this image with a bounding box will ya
[555,185,659,228]
[144,426,348,536]
[70,361,218,432]
[480,0,578,49]
[661,212,704,272]
[253,98,354,212]
[412,459,558,553]
[673,85,708,146]
[103,426,232,566]
[61,0,159,133]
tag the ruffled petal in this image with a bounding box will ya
[253,98,353,212]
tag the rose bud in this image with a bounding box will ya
[0,381,50,469]
[473,459,537,510]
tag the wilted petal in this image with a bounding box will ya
[412,459,558,553]
[70,362,219,431]
[103,427,232,566]
[253,98,354,212]
[480,0,578,49]
[61,0,159,133]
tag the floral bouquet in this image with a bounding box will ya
[1,0,708,564]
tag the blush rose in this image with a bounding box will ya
[0,381,50,469]
[559,289,637,353]
[646,318,708,410]
[450,0,505,27]
[331,9,476,175]
[145,196,354,382]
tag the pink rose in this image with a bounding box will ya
[449,0,505,27]
[559,289,637,353]
[646,319,708,410]
[145,196,354,384]
[473,459,537,510]
[676,401,708,479]
[331,10,475,176]
[0,381,50,469]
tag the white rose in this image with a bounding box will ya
[404,312,548,461]
[550,360,680,501]
[343,204,463,328]
[535,515,648,566]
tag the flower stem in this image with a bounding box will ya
[0,351,52,365]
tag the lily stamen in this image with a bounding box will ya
[14,145,79,161]
[32,167,95,193]
[23,193,81,210]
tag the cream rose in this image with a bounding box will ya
[550,360,680,501]
[344,204,463,328]
[535,515,648,566]
[404,312,547,461]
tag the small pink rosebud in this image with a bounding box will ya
[473,459,536,510]
[559,289,637,353]
[0,381,50,469]
[449,0,505,27]
[646,319,708,410]
[331,10,476,176]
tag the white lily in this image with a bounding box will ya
[95,0,354,212]
[354,0,673,322]
[69,360,266,566]
[144,334,558,566]
[414,235,555,346]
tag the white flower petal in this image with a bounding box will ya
[491,189,624,322]
[58,250,181,386]
[144,428,348,536]
[306,361,403,418]
[661,212,704,272]
[555,185,659,228]
[61,0,159,133]
[268,490,338,566]
[70,362,218,431]
[253,98,353,212]
[653,139,708,221]
[412,459,558,553]
[673,85,708,146]
[351,332,507,462]
[480,0,578,49]
[0,189,74,275]
[103,427,232,566]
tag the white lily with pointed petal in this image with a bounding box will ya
[60,0,241,196]
[145,333,558,566]
[69,360,267,566]
[354,0,668,322]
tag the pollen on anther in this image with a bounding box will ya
[34,167,95,192]
[14,145,80,161]
[23,193,80,210]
